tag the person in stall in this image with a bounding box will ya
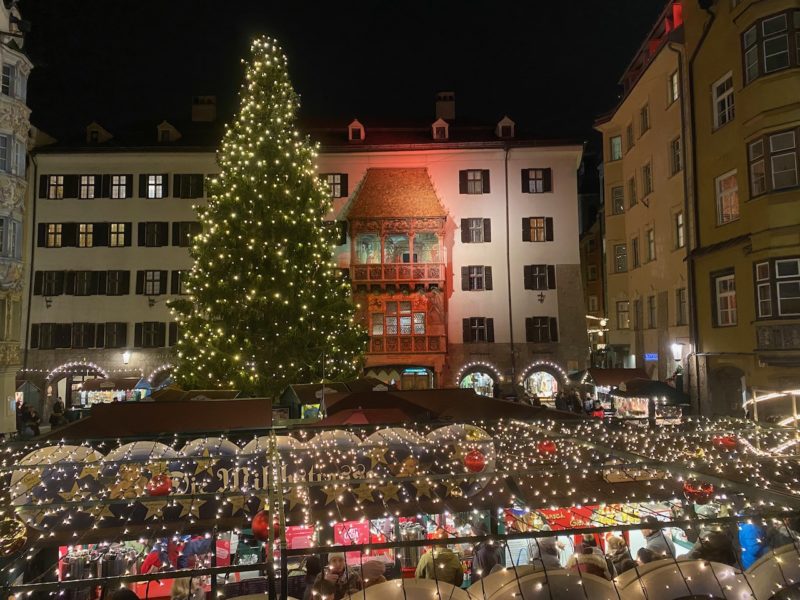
[528,526,562,570]
[170,577,206,600]
[312,552,362,600]
[415,529,464,587]
[640,516,676,559]
[566,547,611,579]
[680,504,736,566]
[605,536,637,574]
[470,522,502,582]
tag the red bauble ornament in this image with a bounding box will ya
[251,510,279,542]
[537,441,557,455]
[146,474,172,497]
[712,435,738,451]
[464,449,487,473]
[683,480,715,505]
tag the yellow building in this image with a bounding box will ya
[683,0,800,416]
[595,2,690,382]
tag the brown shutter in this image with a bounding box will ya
[33,271,43,295]
[93,223,109,246]
[124,175,134,198]
[543,168,553,192]
[157,322,167,346]
[161,174,169,197]
[461,266,469,291]
[95,323,105,348]
[137,223,146,246]
[549,317,559,342]
[29,323,39,348]
[37,223,46,247]
[119,323,128,347]
[54,271,65,295]
[482,170,490,193]
[173,174,183,198]
[462,318,470,342]
[57,323,72,348]
[525,317,534,342]
[38,175,47,198]
[134,323,143,347]
[484,266,493,290]
[521,169,530,193]
[523,265,533,290]
[63,175,79,198]
[159,270,168,294]
[171,271,179,294]
[168,322,178,346]
[545,217,554,241]
[96,271,107,295]
[100,174,110,197]
[483,219,491,242]
[124,222,132,246]
[340,173,348,197]
[62,223,77,247]
[459,170,468,194]
[139,174,147,198]
[547,265,556,289]
[486,318,495,342]
[337,221,348,246]
[460,219,469,243]
[158,222,168,246]
[136,271,144,294]
[522,218,531,242]
[172,222,180,246]
[64,272,76,295]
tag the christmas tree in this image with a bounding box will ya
[171,37,366,397]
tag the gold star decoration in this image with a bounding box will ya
[194,449,215,476]
[321,485,340,506]
[140,500,167,521]
[177,499,202,519]
[376,482,402,503]
[108,465,148,500]
[57,481,83,502]
[366,447,389,469]
[92,504,117,520]
[350,484,376,504]
[395,457,418,477]
[449,445,468,463]
[149,461,169,476]
[284,487,306,511]
[413,479,435,499]
[78,463,102,480]
[227,495,248,516]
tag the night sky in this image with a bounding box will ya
[19,0,665,145]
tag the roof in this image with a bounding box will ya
[280,378,392,405]
[310,408,413,426]
[583,368,649,388]
[81,377,142,391]
[346,168,447,219]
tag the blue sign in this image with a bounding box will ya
[644,353,659,362]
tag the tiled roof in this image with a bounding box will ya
[346,168,446,219]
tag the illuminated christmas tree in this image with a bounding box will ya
[171,37,366,397]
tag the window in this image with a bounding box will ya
[11,137,24,176]
[642,162,653,196]
[628,177,637,207]
[140,322,163,348]
[670,138,682,175]
[646,229,656,262]
[74,271,93,296]
[749,139,767,196]
[526,317,557,343]
[647,295,657,328]
[434,126,447,139]
[0,135,8,173]
[47,175,64,199]
[626,123,635,151]
[324,173,348,198]
[173,270,191,295]
[146,175,165,199]
[46,223,62,248]
[523,217,553,242]
[631,237,640,268]
[668,70,680,104]
[174,173,205,199]
[42,271,61,296]
[374,302,424,338]
[78,223,93,248]
[106,323,127,348]
[144,270,164,295]
[715,170,740,224]
[79,175,95,199]
[466,266,486,291]
[640,104,650,135]
[588,295,599,312]
[1,137,24,176]
[175,222,201,247]
[461,169,489,194]
[72,323,95,349]
[756,261,773,317]
[610,136,622,161]
[106,270,129,296]
[713,73,735,128]
[467,218,487,243]
[614,244,628,273]
[110,223,127,247]
[714,272,737,326]
[611,186,624,214]
[371,313,384,336]
[676,288,688,325]
[7,219,19,258]
[524,264,554,290]
[529,217,545,241]
[1,64,14,97]
[776,258,800,315]
[141,222,167,247]
[616,301,631,329]
[770,130,798,189]
[742,12,800,84]
[111,175,128,199]
[522,168,552,193]
[464,317,493,343]
[587,265,597,282]
[675,212,686,248]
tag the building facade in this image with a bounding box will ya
[579,218,608,366]
[0,4,31,433]
[595,1,690,381]
[22,95,588,409]
[683,0,800,416]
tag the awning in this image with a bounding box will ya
[616,378,690,404]
[581,368,649,388]
[80,377,141,392]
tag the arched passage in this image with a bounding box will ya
[45,361,109,413]
[456,362,502,397]
[518,361,569,403]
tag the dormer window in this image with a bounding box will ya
[89,130,99,143]
[85,122,112,144]
[157,121,181,144]
[432,118,449,141]
[348,119,364,142]
[496,116,516,139]
[160,129,171,142]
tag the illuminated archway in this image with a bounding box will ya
[456,362,502,398]
[46,361,108,382]
[147,363,174,386]
[518,361,569,401]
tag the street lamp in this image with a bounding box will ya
[670,343,684,362]
[122,351,131,365]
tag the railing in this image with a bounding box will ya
[352,262,445,284]
[369,335,446,353]
[756,324,800,350]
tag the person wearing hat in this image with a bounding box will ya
[605,535,637,575]
[313,552,362,600]
[640,516,676,559]
[360,559,387,589]
[415,529,464,587]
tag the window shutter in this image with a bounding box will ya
[543,168,553,192]
[172,222,180,246]
[124,222,132,246]
[159,270,168,294]
[171,271,179,294]
[38,174,47,199]
[62,223,77,247]
[484,266,493,290]
[461,266,469,291]
[157,322,167,346]
[483,219,491,242]
[547,265,556,289]
[525,317,534,342]
[54,271,65,295]
[95,323,105,348]
[522,218,531,242]
[545,217,554,241]
[340,173,349,197]
[64,271,76,295]
[521,169,530,193]
[120,271,131,295]
[136,271,144,295]
[337,221,348,246]
[462,318,471,342]
[161,174,169,197]
[29,323,39,348]
[523,265,533,290]
[100,174,110,197]
[138,174,147,198]
[482,170,491,193]
[63,175,79,198]
[459,170,468,194]
[33,271,43,295]
[57,323,72,348]
[486,318,495,342]
[460,220,469,243]
[93,223,109,246]
[37,223,46,247]
[134,323,143,347]
[169,322,178,346]
[93,175,103,198]
[173,174,182,198]
[96,271,107,295]
[119,323,128,347]
[549,317,559,342]
[124,175,134,198]
[137,223,146,246]
[158,222,168,246]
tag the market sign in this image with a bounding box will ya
[644,353,659,361]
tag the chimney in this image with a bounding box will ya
[435,91,455,121]
[191,96,217,122]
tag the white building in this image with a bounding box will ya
[22,94,587,412]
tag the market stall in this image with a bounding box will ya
[611,379,690,423]
[75,376,149,405]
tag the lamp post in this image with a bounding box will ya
[670,343,684,392]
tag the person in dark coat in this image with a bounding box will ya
[683,530,737,565]
[636,547,656,564]
[302,556,323,600]
[554,392,568,411]
[640,516,676,559]
[606,536,637,574]
[471,523,502,582]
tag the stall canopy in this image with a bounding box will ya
[574,368,649,388]
[618,378,690,404]
[80,377,142,391]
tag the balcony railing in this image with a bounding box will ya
[369,335,446,354]
[352,262,445,285]
[756,324,800,350]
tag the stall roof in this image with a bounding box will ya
[580,368,649,388]
[80,377,142,391]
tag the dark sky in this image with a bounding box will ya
[19,0,665,144]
